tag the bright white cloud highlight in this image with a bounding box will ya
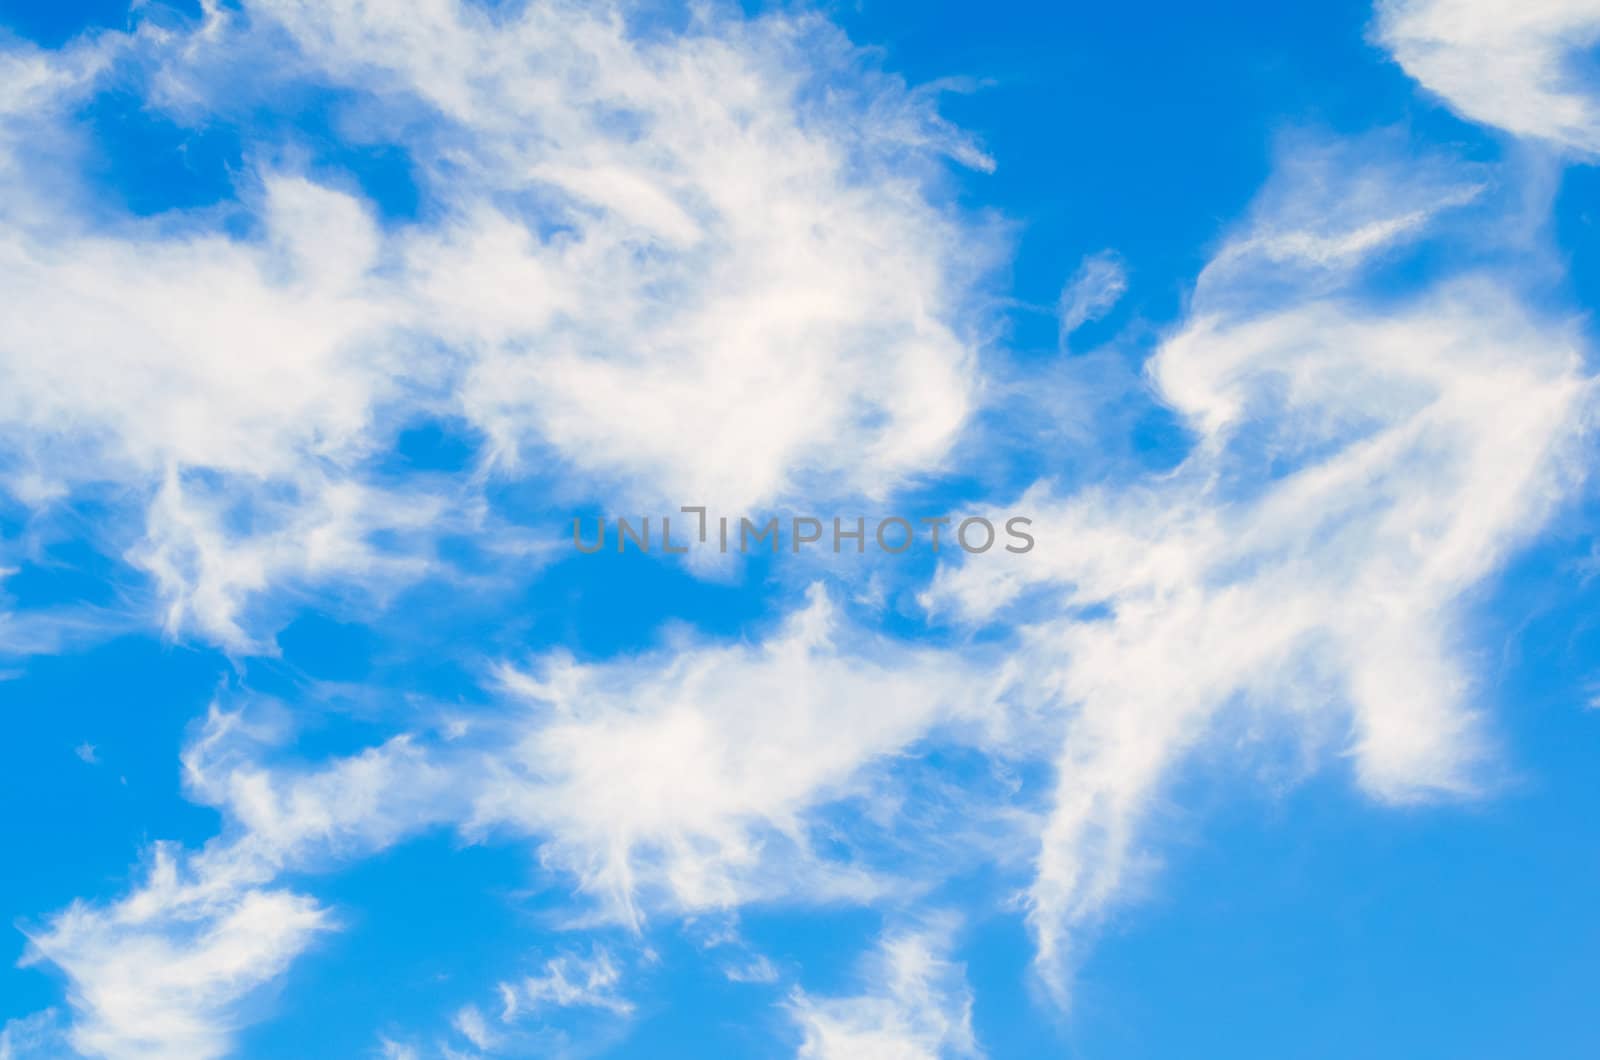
[473,585,996,922]
[21,849,330,1060]
[789,924,979,1060]
[1376,0,1600,152]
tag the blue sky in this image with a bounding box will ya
[1,1,1598,1057]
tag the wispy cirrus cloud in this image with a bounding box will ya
[1057,250,1127,351]
[931,133,1595,994]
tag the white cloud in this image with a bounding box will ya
[1057,251,1127,349]
[930,137,1595,995]
[1197,133,1483,292]
[16,701,469,1059]
[0,167,440,652]
[451,1004,496,1052]
[1376,0,1600,152]
[26,586,1001,1054]
[21,847,331,1060]
[497,950,632,1022]
[723,954,781,985]
[0,9,1008,1039]
[10,0,1600,1048]
[376,1039,420,1060]
[0,1010,68,1060]
[131,465,444,653]
[0,561,135,663]
[471,584,998,922]
[0,0,998,652]
[28,135,1588,1037]
[789,923,979,1060]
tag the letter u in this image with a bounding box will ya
[573,516,606,554]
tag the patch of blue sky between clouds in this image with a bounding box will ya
[1,1,1599,1058]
